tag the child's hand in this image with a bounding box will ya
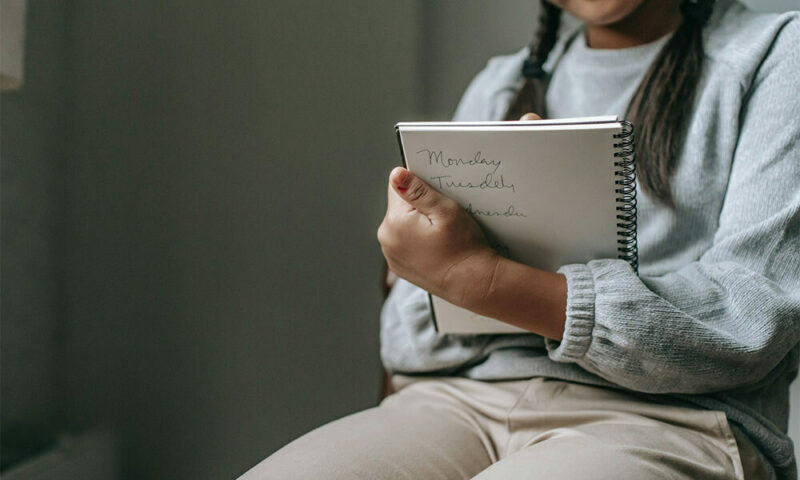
[377,167,498,308]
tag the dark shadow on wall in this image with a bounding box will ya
[3,1,419,478]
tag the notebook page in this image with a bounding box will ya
[398,122,623,334]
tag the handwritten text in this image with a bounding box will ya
[429,173,515,192]
[417,149,502,174]
[466,203,526,218]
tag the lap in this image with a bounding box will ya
[238,401,493,480]
[474,419,740,479]
[239,376,751,480]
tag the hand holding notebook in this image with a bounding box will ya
[393,116,638,334]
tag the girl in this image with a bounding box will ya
[243,0,800,478]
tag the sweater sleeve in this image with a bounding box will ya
[545,19,800,394]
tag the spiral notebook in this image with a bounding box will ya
[395,116,638,334]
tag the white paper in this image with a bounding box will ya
[397,119,625,334]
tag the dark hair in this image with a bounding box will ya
[504,0,716,206]
[504,2,562,120]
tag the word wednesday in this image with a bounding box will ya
[466,203,527,218]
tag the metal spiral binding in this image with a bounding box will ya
[612,121,639,274]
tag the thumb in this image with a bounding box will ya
[390,167,444,214]
[519,112,542,121]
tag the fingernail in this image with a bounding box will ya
[393,168,410,191]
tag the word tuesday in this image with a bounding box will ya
[429,173,516,192]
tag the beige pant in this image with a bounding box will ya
[241,376,768,479]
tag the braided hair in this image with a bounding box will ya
[504,2,561,120]
[504,0,716,206]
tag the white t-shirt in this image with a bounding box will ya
[546,30,670,119]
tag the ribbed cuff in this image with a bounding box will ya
[545,263,596,362]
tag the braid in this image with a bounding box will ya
[627,0,716,205]
[503,1,562,120]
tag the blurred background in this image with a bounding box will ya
[1,1,796,479]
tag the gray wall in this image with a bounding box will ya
[1,0,70,467]
[750,0,800,11]
[416,0,538,119]
[3,1,421,478]
[60,2,419,479]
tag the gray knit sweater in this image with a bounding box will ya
[381,1,800,478]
